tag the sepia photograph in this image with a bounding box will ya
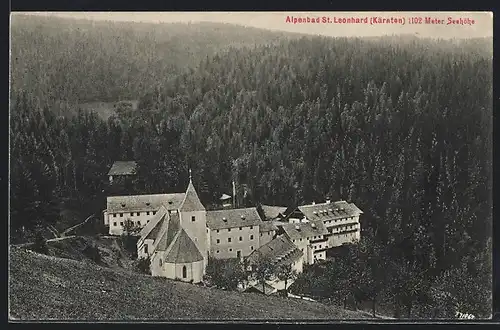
[8,11,493,321]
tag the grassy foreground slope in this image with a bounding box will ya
[9,247,369,320]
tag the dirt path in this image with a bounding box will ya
[12,235,77,248]
[61,214,96,237]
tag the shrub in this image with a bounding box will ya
[83,244,102,263]
[136,257,151,275]
[32,231,49,255]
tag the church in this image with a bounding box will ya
[102,165,363,285]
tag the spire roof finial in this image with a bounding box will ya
[189,168,192,181]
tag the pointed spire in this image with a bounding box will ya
[179,169,206,211]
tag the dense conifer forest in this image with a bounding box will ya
[10,15,492,318]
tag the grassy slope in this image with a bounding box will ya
[9,247,370,321]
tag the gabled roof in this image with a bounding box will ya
[146,215,166,240]
[281,220,329,240]
[246,282,277,295]
[259,221,278,233]
[247,236,303,267]
[179,180,205,212]
[260,205,288,220]
[207,207,262,230]
[298,201,363,222]
[138,205,168,239]
[156,213,180,251]
[108,161,137,176]
[107,193,185,213]
[163,229,204,263]
[220,194,232,200]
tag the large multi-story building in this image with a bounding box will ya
[103,170,363,285]
[285,200,363,249]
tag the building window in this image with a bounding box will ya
[120,213,123,217]
[137,212,140,216]
[137,221,140,225]
[144,245,148,254]
[217,230,220,233]
[239,227,242,230]
[159,259,162,266]
[147,211,150,215]
[192,216,196,222]
[228,228,231,232]
[250,226,253,230]
[300,238,302,241]
[250,235,254,240]
[239,236,243,241]
[229,248,233,252]
[182,266,187,278]
[228,238,232,243]
[113,214,117,218]
[237,251,241,258]
[113,222,117,226]
[120,222,123,226]
[216,250,219,253]
[217,239,220,244]
[153,211,156,215]
[251,246,254,250]
[293,239,295,243]
[147,220,150,223]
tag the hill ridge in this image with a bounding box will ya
[9,246,369,320]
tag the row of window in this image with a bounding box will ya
[112,220,150,227]
[216,235,254,244]
[215,246,254,254]
[324,217,355,225]
[333,225,357,233]
[214,225,254,234]
[111,211,156,218]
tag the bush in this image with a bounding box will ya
[32,231,49,255]
[120,234,138,258]
[83,244,102,263]
[136,257,151,275]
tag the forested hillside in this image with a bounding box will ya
[10,14,294,112]
[10,17,492,319]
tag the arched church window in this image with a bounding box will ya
[159,259,162,267]
[182,265,187,278]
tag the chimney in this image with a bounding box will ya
[295,225,300,231]
[311,223,316,228]
[312,201,315,205]
[223,217,227,222]
[326,198,331,204]
[241,215,245,220]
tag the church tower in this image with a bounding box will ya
[178,170,208,269]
